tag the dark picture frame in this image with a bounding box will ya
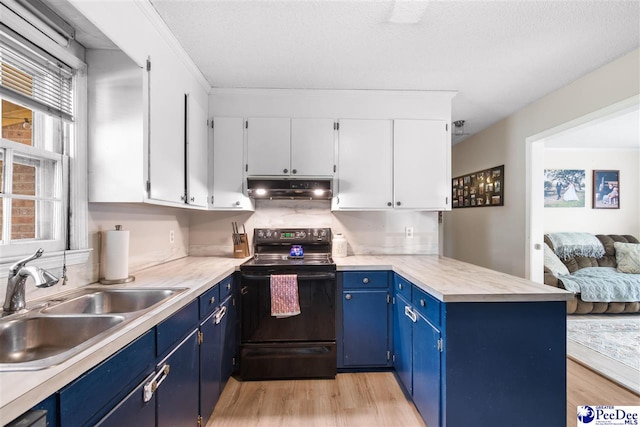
[593,170,619,209]
[452,165,504,209]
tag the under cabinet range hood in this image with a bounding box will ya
[247,178,332,200]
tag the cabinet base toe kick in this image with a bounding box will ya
[239,342,337,380]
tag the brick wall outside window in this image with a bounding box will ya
[1,118,36,240]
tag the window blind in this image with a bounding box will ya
[0,28,73,121]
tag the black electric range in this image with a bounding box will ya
[239,228,337,380]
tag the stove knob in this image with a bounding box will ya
[313,230,318,237]
[299,231,306,238]
[266,230,272,237]
[257,230,264,238]
[320,230,327,237]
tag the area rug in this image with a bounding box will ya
[566,314,640,393]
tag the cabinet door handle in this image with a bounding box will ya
[283,168,289,174]
[235,201,241,206]
[143,364,170,402]
[398,283,403,290]
[214,305,227,324]
[404,305,417,323]
[387,202,392,207]
[226,283,232,290]
[362,278,369,284]
[190,197,195,202]
[345,294,352,300]
[396,201,401,206]
[209,296,216,305]
[292,169,297,174]
[420,299,426,307]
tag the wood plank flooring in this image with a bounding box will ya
[208,360,640,427]
[207,372,425,427]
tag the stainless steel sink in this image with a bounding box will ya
[0,287,187,370]
[0,315,124,368]
[42,288,181,315]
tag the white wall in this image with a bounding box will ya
[444,48,640,277]
[189,200,439,257]
[543,149,639,236]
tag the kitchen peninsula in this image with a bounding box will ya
[0,255,572,427]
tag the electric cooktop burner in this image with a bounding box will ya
[240,228,335,269]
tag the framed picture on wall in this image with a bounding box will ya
[593,170,619,209]
[451,165,504,209]
[544,169,585,208]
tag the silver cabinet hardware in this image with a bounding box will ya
[420,299,426,307]
[209,296,215,305]
[143,364,170,402]
[362,277,369,284]
[345,294,352,300]
[398,283,403,290]
[404,305,417,323]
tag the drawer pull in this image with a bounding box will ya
[345,294,352,300]
[398,283,403,290]
[362,278,369,284]
[209,296,216,305]
[420,299,426,307]
[226,283,232,290]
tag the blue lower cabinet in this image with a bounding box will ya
[95,373,156,427]
[200,305,224,423]
[412,311,441,427]
[59,331,155,426]
[393,294,413,394]
[221,295,237,386]
[342,290,390,367]
[157,329,200,427]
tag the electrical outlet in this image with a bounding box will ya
[169,230,175,244]
[405,227,414,238]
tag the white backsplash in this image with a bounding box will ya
[190,200,440,257]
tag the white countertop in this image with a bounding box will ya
[0,254,571,424]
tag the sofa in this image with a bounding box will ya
[543,233,640,314]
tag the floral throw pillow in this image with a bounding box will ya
[544,243,570,277]
[614,242,640,274]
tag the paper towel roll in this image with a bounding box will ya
[104,229,130,281]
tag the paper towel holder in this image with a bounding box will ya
[99,225,136,285]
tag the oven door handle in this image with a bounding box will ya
[241,272,336,281]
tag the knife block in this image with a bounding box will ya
[233,234,250,258]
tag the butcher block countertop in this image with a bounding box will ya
[0,254,571,424]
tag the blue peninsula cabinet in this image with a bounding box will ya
[338,271,392,368]
[393,273,566,427]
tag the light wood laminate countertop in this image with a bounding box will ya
[0,254,570,424]
[336,255,573,303]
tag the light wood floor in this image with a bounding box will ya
[208,360,640,427]
[207,372,425,427]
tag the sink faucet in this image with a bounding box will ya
[3,249,59,314]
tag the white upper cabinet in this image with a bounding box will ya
[246,117,335,177]
[186,88,209,208]
[78,0,210,209]
[146,51,187,205]
[211,117,253,210]
[291,118,335,176]
[335,119,394,209]
[394,120,449,210]
[334,119,450,210]
[246,118,291,176]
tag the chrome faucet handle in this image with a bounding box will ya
[9,248,44,275]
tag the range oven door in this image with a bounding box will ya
[240,271,336,343]
[239,270,336,379]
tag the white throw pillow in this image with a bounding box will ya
[614,242,640,274]
[544,243,570,277]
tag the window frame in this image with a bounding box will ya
[0,24,89,277]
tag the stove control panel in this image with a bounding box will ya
[254,228,331,244]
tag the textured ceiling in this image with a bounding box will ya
[149,0,640,143]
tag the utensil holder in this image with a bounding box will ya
[233,233,250,258]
